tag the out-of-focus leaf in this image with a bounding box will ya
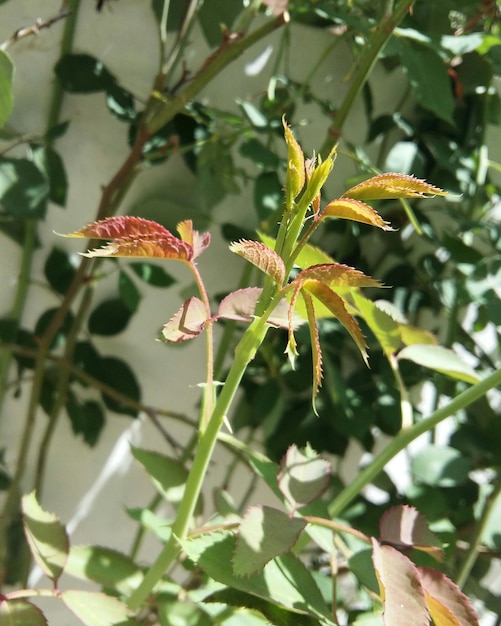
[88,299,132,336]
[379,505,442,561]
[128,262,175,287]
[371,539,428,626]
[131,447,189,505]
[234,505,306,576]
[0,599,47,626]
[411,446,471,488]
[254,171,283,223]
[419,567,479,626]
[0,158,49,218]
[66,394,105,447]
[44,247,77,295]
[126,508,172,543]
[277,445,330,512]
[55,54,116,93]
[198,0,245,47]
[22,491,69,582]
[239,138,280,169]
[65,545,143,596]
[31,145,68,206]
[197,139,239,209]
[0,50,14,128]
[397,344,480,384]
[230,239,285,285]
[106,83,136,121]
[118,271,141,313]
[100,356,140,416]
[34,307,74,349]
[61,591,137,626]
[353,293,401,357]
[161,297,207,342]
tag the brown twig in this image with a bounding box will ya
[0,8,71,51]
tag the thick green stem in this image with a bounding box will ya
[328,368,501,519]
[320,0,415,156]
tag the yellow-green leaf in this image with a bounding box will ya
[398,345,480,384]
[353,293,401,357]
[344,173,446,200]
[283,118,305,205]
[322,197,393,230]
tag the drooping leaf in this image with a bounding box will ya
[379,505,442,561]
[234,505,306,576]
[302,291,322,411]
[131,447,189,505]
[21,491,69,582]
[55,54,116,93]
[161,297,208,342]
[371,539,429,626]
[0,599,48,626]
[99,356,140,416]
[397,345,480,384]
[0,49,14,128]
[178,530,332,621]
[322,197,393,230]
[283,118,305,206]
[343,173,445,201]
[277,445,330,512]
[61,590,137,626]
[418,567,479,626]
[65,545,143,596]
[0,158,49,218]
[230,240,286,285]
[88,299,132,336]
[411,446,471,488]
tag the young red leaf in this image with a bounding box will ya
[418,567,479,626]
[379,505,443,562]
[302,291,323,413]
[234,505,306,577]
[277,445,330,513]
[343,173,446,201]
[161,297,208,342]
[322,197,393,230]
[230,239,286,285]
[372,539,429,626]
[283,118,305,205]
[217,288,299,329]
[62,216,172,240]
[81,236,193,260]
[177,219,211,260]
[294,263,381,291]
[301,279,368,366]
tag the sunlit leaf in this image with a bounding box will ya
[65,545,143,596]
[352,293,401,356]
[161,297,208,342]
[419,567,479,626]
[371,539,429,626]
[0,50,14,128]
[299,152,336,211]
[176,220,211,260]
[379,505,442,561]
[294,242,336,269]
[217,288,299,329]
[411,446,471,488]
[61,590,137,626]
[344,173,445,200]
[230,240,286,285]
[131,447,189,505]
[22,491,69,582]
[234,505,306,576]
[0,599,47,626]
[322,198,393,230]
[277,445,330,512]
[397,345,480,384]
[294,263,381,291]
[302,291,322,412]
[283,118,305,205]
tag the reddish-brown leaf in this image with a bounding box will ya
[161,297,208,342]
[81,236,193,261]
[217,288,299,329]
[379,505,443,561]
[301,279,368,365]
[63,216,172,240]
[302,291,322,413]
[343,173,446,201]
[294,263,381,291]
[322,198,393,230]
[372,539,429,626]
[418,568,479,626]
[230,240,286,285]
[177,220,211,260]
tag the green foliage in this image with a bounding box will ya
[1,1,500,625]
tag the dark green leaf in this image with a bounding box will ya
[119,271,141,313]
[0,318,17,342]
[106,83,136,121]
[0,158,49,218]
[88,298,132,336]
[240,138,280,169]
[66,394,105,447]
[31,145,68,206]
[0,49,14,128]
[254,171,282,222]
[46,120,70,141]
[198,0,245,47]
[197,140,239,209]
[100,356,140,416]
[128,262,175,287]
[411,446,472,487]
[55,54,116,93]
[34,308,75,349]
[0,599,48,626]
[73,341,103,382]
[44,247,76,295]
[12,329,38,371]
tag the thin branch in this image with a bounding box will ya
[0,7,71,51]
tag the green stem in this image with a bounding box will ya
[127,315,271,610]
[328,368,501,519]
[320,0,415,156]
